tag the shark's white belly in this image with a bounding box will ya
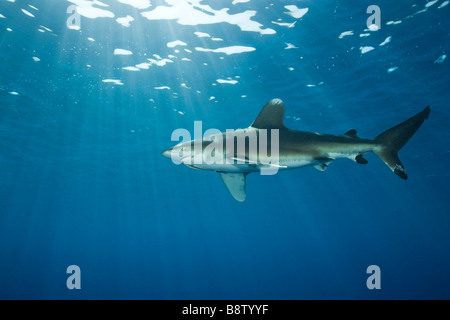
[184,154,317,173]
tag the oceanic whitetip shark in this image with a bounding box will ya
[162,99,430,201]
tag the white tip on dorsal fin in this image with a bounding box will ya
[251,98,286,129]
[220,172,247,202]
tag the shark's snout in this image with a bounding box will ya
[162,147,173,159]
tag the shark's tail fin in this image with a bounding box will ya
[373,106,431,180]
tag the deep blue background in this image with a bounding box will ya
[1,0,449,299]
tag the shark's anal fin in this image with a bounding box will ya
[348,153,369,164]
[355,154,368,164]
[220,172,248,202]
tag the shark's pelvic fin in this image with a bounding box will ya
[374,106,431,179]
[313,157,334,171]
[220,172,248,202]
[313,163,328,171]
[251,98,286,129]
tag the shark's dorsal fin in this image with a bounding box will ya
[344,129,359,139]
[220,172,247,202]
[251,98,286,129]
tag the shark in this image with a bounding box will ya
[162,99,430,201]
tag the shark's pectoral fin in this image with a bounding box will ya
[220,172,248,202]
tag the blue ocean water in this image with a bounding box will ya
[0,0,449,300]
